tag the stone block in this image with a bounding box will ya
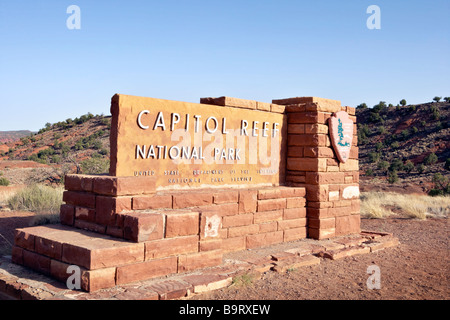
[116,256,178,285]
[165,211,199,238]
[123,213,164,242]
[133,194,172,210]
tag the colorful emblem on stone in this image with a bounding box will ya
[328,111,353,163]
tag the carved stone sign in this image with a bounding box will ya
[328,111,353,163]
[109,94,286,190]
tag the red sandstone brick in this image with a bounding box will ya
[258,189,283,200]
[133,194,172,210]
[238,190,257,213]
[286,197,306,208]
[270,104,285,113]
[63,191,96,209]
[23,250,51,275]
[81,267,116,292]
[50,259,74,283]
[11,246,23,265]
[335,215,361,236]
[227,224,259,238]
[75,207,96,222]
[287,158,327,172]
[305,172,345,185]
[35,236,63,260]
[303,147,335,158]
[277,218,307,231]
[304,124,329,134]
[165,211,199,238]
[254,209,283,224]
[65,174,94,192]
[307,207,331,219]
[257,198,286,212]
[306,185,329,202]
[283,207,307,220]
[177,250,223,273]
[280,187,306,198]
[95,196,131,226]
[283,227,307,242]
[221,236,246,252]
[74,220,106,234]
[258,221,278,233]
[287,124,305,134]
[145,236,199,260]
[222,213,253,228]
[308,227,335,240]
[14,230,35,251]
[287,146,304,158]
[213,191,239,204]
[173,192,213,208]
[60,204,75,226]
[288,112,321,124]
[93,176,156,196]
[198,203,239,216]
[199,239,222,252]
[308,201,334,208]
[256,101,271,111]
[116,256,178,285]
[123,213,164,242]
[246,231,283,249]
[288,134,327,147]
[328,206,351,217]
[308,217,335,229]
[351,199,360,213]
[286,175,306,183]
[201,96,257,110]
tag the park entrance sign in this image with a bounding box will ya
[12,94,361,292]
[109,94,286,189]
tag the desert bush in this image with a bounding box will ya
[444,97,450,103]
[428,173,450,196]
[80,157,110,175]
[365,169,374,176]
[445,158,450,171]
[400,99,407,106]
[417,163,425,173]
[404,160,414,173]
[7,184,63,223]
[0,177,10,186]
[368,152,381,163]
[389,159,404,172]
[424,152,438,165]
[378,160,389,172]
[432,96,441,103]
[387,170,399,184]
[390,141,399,149]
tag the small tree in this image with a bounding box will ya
[444,97,450,103]
[429,173,450,196]
[433,96,442,103]
[404,160,414,173]
[400,99,407,106]
[357,103,368,109]
[424,152,438,165]
[387,170,399,184]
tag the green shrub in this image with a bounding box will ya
[433,96,441,103]
[404,160,414,173]
[365,169,374,176]
[424,153,438,165]
[378,160,390,172]
[80,157,110,175]
[375,141,383,152]
[445,158,450,171]
[428,173,450,196]
[391,141,399,149]
[389,159,404,172]
[387,171,399,184]
[368,152,381,163]
[0,177,10,186]
[417,163,425,173]
[400,99,407,106]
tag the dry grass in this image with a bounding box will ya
[7,184,63,225]
[360,192,450,219]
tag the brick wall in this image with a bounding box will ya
[272,97,360,239]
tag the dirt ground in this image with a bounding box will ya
[190,217,448,300]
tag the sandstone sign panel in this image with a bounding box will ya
[110,94,287,190]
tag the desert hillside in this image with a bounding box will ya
[356,99,449,194]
